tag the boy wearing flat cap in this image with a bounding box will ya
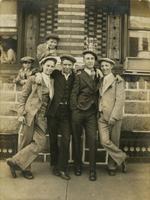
[46,54,76,180]
[70,50,100,181]
[7,56,57,179]
[13,56,35,86]
[98,58,127,176]
[37,33,59,61]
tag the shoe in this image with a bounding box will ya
[89,170,97,181]
[122,160,127,173]
[108,170,116,176]
[74,166,82,176]
[22,170,34,180]
[7,159,21,178]
[52,167,60,176]
[59,171,71,180]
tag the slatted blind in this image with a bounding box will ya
[39,0,58,43]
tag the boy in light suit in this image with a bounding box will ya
[98,58,127,176]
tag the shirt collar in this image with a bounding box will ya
[84,68,94,76]
[61,71,71,80]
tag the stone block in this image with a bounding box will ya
[125,91,147,101]
[138,78,145,89]
[125,102,150,114]
[0,117,19,133]
[128,82,137,89]
[146,81,150,89]
[122,116,150,131]
[0,102,18,116]
[2,83,15,91]
[0,91,16,102]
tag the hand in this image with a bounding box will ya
[18,116,26,123]
[35,73,42,84]
[95,69,103,79]
[108,118,116,126]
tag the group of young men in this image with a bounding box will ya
[7,33,127,182]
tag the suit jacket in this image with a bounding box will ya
[70,69,99,111]
[18,75,52,126]
[47,70,74,117]
[37,43,57,61]
[99,73,125,121]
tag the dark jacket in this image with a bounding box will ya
[70,69,99,111]
[47,70,74,117]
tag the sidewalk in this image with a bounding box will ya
[0,161,149,200]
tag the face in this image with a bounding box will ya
[62,59,73,75]
[83,53,95,69]
[42,60,55,75]
[22,61,32,69]
[46,38,58,50]
[101,61,113,76]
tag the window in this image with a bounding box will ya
[0,0,17,64]
[125,0,150,73]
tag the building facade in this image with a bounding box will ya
[0,0,150,161]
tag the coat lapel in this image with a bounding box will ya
[102,73,115,95]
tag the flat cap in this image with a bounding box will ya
[46,33,59,41]
[20,56,35,63]
[39,56,57,65]
[82,50,97,60]
[60,55,76,63]
[99,58,115,65]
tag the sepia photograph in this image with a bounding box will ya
[0,0,150,200]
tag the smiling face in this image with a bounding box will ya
[46,38,58,50]
[83,53,95,69]
[42,60,55,75]
[100,61,113,76]
[62,59,73,75]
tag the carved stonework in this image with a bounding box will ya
[107,15,121,60]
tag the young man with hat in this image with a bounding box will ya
[14,56,35,86]
[70,50,99,181]
[37,33,59,61]
[46,54,76,180]
[7,56,57,179]
[98,58,127,176]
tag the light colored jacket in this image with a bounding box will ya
[18,75,53,126]
[99,73,125,121]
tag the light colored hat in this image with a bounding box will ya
[99,58,115,65]
[39,56,57,65]
[60,55,76,63]
[20,56,35,63]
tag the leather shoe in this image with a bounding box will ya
[22,170,34,179]
[122,160,127,173]
[59,171,71,180]
[108,170,116,176]
[89,170,97,181]
[7,159,21,178]
[74,166,82,176]
[52,167,60,176]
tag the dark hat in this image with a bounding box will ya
[60,55,76,64]
[99,58,115,65]
[82,50,97,60]
[20,56,35,63]
[39,56,57,65]
[45,33,59,41]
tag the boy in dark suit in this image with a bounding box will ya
[47,55,76,180]
[70,50,99,181]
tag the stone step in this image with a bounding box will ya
[0,116,19,133]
